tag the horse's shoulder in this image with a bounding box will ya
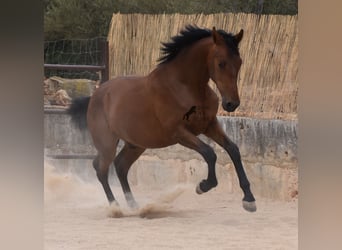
[205,86,219,103]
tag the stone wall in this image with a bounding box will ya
[44,108,298,201]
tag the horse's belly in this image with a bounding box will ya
[110,107,177,148]
[119,126,176,148]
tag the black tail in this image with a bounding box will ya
[67,96,91,130]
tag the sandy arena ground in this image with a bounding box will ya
[44,162,298,250]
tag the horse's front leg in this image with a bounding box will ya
[205,118,257,212]
[175,128,218,193]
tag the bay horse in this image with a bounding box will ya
[68,25,256,212]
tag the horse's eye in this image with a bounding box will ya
[218,61,226,69]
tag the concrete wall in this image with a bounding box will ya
[44,108,298,201]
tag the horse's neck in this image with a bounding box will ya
[152,38,212,89]
[174,38,212,87]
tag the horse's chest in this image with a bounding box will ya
[182,105,215,134]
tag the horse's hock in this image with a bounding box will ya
[44,109,297,201]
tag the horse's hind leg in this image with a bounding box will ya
[92,137,119,205]
[114,142,145,208]
[87,94,120,205]
[92,153,115,204]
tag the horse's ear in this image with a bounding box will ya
[234,29,244,44]
[212,26,225,45]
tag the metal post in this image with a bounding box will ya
[101,40,109,83]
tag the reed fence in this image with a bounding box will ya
[108,13,298,120]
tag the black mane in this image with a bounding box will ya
[158,25,240,65]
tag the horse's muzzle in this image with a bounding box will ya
[222,100,240,112]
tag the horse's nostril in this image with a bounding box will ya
[223,101,239,112]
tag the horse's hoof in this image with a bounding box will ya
[107,202,123,218]
[128,200,139,210]
[196,184,204,194]
[196,180,217,194]
[109,200,120,207]
[242,200,257,212]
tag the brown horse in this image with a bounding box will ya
[68,25,256,212]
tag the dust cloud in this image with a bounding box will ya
[106,184,190,218]
[44,159,192,217]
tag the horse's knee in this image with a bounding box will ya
[225,140,241,161]
[200,145,217,164]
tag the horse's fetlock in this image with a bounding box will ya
[211,179,218,187]
[198,179,217,193]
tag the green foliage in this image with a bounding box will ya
[263,0,298,15]
[44,0,118,40]
[44,0,298,40]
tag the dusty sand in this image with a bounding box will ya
[44,162,298,250]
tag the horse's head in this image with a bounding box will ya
[208,27,243,112]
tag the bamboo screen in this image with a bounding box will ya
[108,13,298,120]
